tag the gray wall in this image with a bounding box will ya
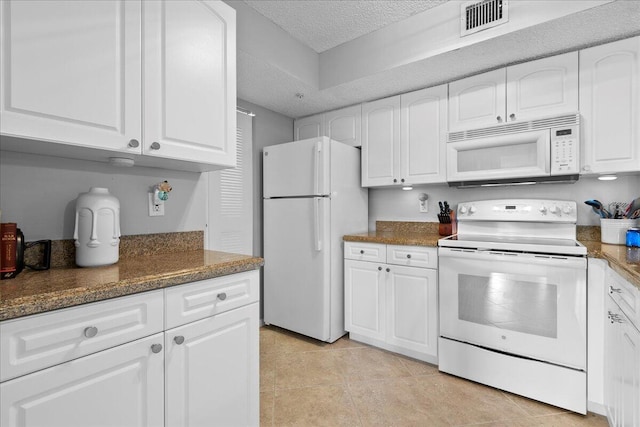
[368,175,640,230]
[0,151,206,242]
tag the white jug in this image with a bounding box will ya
[74,187,120,267]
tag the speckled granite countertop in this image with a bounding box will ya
[343,221,443,247]
[0,233,264,321]
[344,222,640,290]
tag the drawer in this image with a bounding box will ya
[386,245,437,269]
[607,267,640,328]
[344,242,386,263]
[165,270,259,329]
[0,290,164,382]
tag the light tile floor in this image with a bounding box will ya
[260,325,609,427]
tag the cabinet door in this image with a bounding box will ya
[344,260,386,341]
[0,334,164,427]
[448,68,506,132]
[400,85,447,184]
[361,96,401,187]
[144,0,236,168]
[580,36,640,175]
[324,105,361,147]
[294,114,324,141]
[0,0,141,154]
[506,52,578,122]
[386,265,438,359]
[604,296,620,426]
[165,303,259,427]
[619,318,640,427]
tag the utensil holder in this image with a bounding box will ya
[439,223,452,236]
[600,218,639,245]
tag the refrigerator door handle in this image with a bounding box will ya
[314,198,323,252]
[314,140,322,195]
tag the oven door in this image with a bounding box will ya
[438,247,586,370]
[446,129,550,182]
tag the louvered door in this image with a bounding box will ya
[207,112,253,255]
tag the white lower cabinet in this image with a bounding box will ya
[604,267,640,427]
[344,242,438,363]
[0,270,260,427]
[165,303,259,427]
[0,333,165,427]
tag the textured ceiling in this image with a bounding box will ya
[242,0,448,53]
[237,1,640,119]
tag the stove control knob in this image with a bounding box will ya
[549,205,559,214]
[459,205,468,214]
[469,206,477,214]
[539,206,547,214]
[563,205,573,214]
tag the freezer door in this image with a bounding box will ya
[263,197,331,341]
[263,137,330,198]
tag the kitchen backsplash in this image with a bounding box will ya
[368,175,640,230]
[25,231,204,268]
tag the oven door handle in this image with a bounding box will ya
[438,247,586,268]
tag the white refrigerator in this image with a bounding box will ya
[263,137,368,342]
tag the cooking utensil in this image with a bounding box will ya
[584,199,610,218]
[623,197,640,219]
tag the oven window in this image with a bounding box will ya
[458,273,558,338]
[457,142,538,172]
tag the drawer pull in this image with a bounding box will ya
[406,254,411,259]
[378,266,382,271]
[151,344,163,354]
[174,336,185,345]
[150,142,161,150]
[386,268,391,273]
[360,250,365,254]
[83,326,98,338]
[217,293,227,301]
[609,286,622,294]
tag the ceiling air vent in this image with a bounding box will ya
[461,0,508,37]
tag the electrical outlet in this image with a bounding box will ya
[419,201,428,213]
[148,193,164,216]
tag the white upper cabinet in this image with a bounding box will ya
[361,96,401,187]
[579,36,640,175]
[362,85,447,187]
[295,105,362,147]
[324,105,362,147]
[294,114,324,140]
[0,0,236,172]
[449,52,578,132]
[400,85,447,185]
[144,0,236,168]
[0,0,142,154]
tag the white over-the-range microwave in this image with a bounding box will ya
[446,113,580,188]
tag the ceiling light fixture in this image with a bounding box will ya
[108,157,135,167]
[402,186,413,191]
[597,175,618,181]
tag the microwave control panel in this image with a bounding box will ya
[550,125,579,174]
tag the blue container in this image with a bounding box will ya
[627,228,640,247]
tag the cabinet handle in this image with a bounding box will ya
[151,343,163,354]
[83,326,98,338]
[393,179,398,183]
[378,266,382,271]
[217,292,227,301]
[496,116,502,123]
[174,336,185,345]
[150,142,161,150]
[386,268,391,273]
[609,286,622,294]
[406,254,412,259]
[360,250,365,254]
[128,139,140,148]
[401,179,405,183]
[509,113,516,121]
